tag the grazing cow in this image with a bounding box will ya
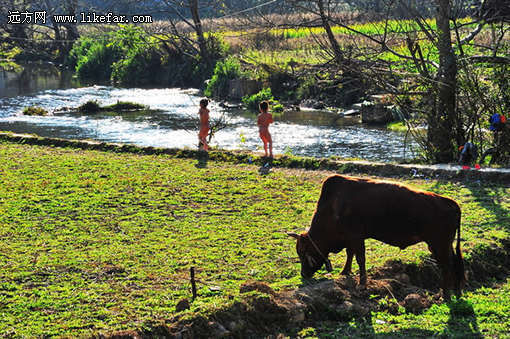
[288,175,465,300]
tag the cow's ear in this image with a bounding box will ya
[287,232,299,239]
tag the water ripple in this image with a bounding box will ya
[0,86,415,162]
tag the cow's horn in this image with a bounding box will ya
[286,232,299,239]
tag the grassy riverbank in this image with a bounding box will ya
[0,140,509,337]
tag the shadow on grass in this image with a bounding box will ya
[445,299,482,338]
[428,180,510,289]
[289,298,481,338]
[195,151,209,168]
[459,182,510,288]
[258,158,273,176]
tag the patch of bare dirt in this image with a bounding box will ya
[103,240,510,338]
[103,261,447,339]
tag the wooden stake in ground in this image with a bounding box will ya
[190,266,197,300]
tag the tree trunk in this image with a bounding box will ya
[189,0,209,66]
[317,0,343,62]
[58,0,79,61]
[428,0,458,162]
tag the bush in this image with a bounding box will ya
[66,37,94,68]
[103,101,148,110]
[69,26,228,88]
[165,34,228,88]
[112,48,165,86]
[77,100,148,113]
[78,100,101,113]
[71,26,156,84]
[205,57,243,98]
[75,39,121,82]
[110,26,168,86]
[296,75,320,100]
[22,106,49,116]
[272,103,284,113]
[242,88,274,110]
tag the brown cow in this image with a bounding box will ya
[288,175,466,300]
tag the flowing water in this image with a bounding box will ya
[0,63,415,162]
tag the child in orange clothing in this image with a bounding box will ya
[257,101,273,158]
[198,99,210,151]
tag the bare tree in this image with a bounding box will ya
[161,0,222,66]
[0,0,80,61]
[285,0,510,163]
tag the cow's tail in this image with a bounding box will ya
[453,207,466,296]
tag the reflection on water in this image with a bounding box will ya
[0,65,415,162]
[0,62,78,98]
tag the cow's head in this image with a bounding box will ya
[287,232,332,279]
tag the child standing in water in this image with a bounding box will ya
[257,101,273,158]
[198,98,210,151]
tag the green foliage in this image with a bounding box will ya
[242,88,278,111]
[78,100,148,113]
[22,106,49,116]
[68,26,228,87]
[112,48,165,86]
[272,103,284,113]
[74,37,121,82]
[103,101,147,111]
[77,100,101,113]
[70,26,152,83]
[386,121,407,132]
[66,37,94,68]
[0,44,22,60]
[204,33,231,62]
[69,26,167,85]
[297,327,318,338]
[165,34,229,88]
[205,57,243,98]
[110,26,167,86]
[296,75,319,100]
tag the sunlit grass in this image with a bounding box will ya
[269,17,474,39]
[0,141,508,336]
[242,48,327,66]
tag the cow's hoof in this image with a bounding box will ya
[340,270,352,276]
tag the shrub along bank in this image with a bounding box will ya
[67,25,227,87]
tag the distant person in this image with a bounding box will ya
[257,101,273,158]
[489,113,506,132]
[198,98,210,151]
[458,142,479,169]
[480,112,508,165]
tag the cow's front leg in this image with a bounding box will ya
[354,240,367,286]
[341,247,354,275]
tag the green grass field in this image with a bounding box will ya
[0,141,509,337]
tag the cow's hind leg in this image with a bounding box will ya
[341,247,354,275]
[352,240,367,286]
[433,243,455,301]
